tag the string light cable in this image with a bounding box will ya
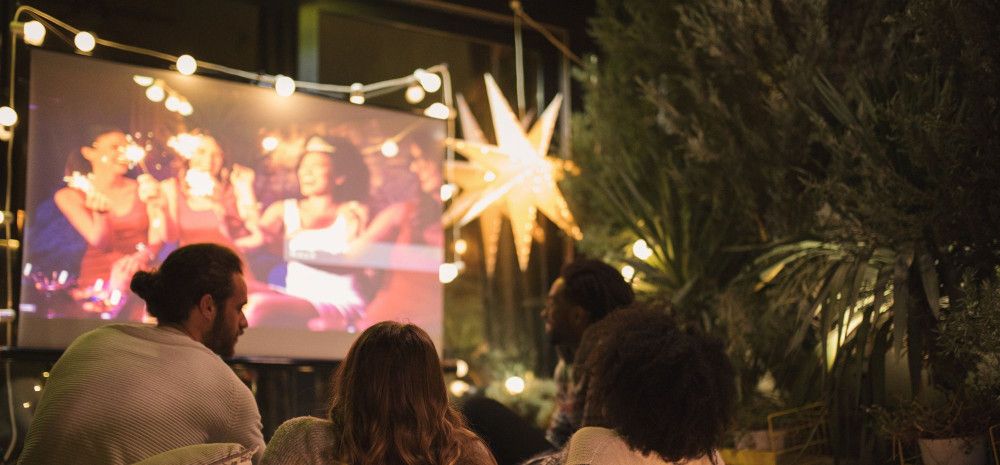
[508,1,583,67]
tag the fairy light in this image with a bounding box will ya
[504,376,526,395]
[74,31,96,53]
[167,133,202,159]
[275,75,296,97]
[413,69,442,93]
[440,183,457,201]
[32,385,41,392]
[405,84,425,104]
[177,100,193,116]
[449,380,471,397]
[261,136,280,153]
[145,84,165,103]
[455,359,469,378]
[621,264,636,281]
[22,20,46,46]
[632,239,653,260]
[176,54,197,75]
[483,171,497,182]
[0,106,17,127]
[380,140,399,158]
[132,75,154,86]
[454,239,468,255]
[424,103,451,120]
[165,95,181,112]
[349,83,365,105]
[439,263,459,284]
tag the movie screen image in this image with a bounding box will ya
[18,50,445,359]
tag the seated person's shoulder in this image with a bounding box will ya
[458,430,499,465]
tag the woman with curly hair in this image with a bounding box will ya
[261,321,497,465]
[530,305,735,465]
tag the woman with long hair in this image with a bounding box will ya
[261,321,496,465]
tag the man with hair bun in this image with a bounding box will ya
[18,243,264,465]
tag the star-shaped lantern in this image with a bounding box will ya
[444,74,582,274]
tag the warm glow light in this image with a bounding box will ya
[177,100,193,116]
[439,263,459,284]
[349,83,365,105]
[504,376,526,395]
[405,84,425,104]
[424,103,451,120]
[275,75,296,97]
[32,385,41,392]
[0,106,17,126]
[440,183,457,201]
[165,95,181,112]
[455,359,469,378]
[57,270,68,285]
[176,54,197,75]
[380,140,399,158]
[621,264,636,281]
[146,85,165,103]
[124,144,147,165]
[42,372,49,378]
[167,133,202,159]
[132,75,154,86]
[185,169,216,197]
[413,69,442,93]
[22,402,31,409]
[74,31,96,53]
[23,21,46,46]
[454,239,468,255]
[483,171,497,182]
[632,239,653,260]
[449,380,471,397]
[261,136,280,152]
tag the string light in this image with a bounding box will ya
[177,100,193,116]
[449,380,471,397]
[145,84,165,103]
[621,264,636,281]
[0,106,17,127]
[405,84,425,104]
[176,54,197,75]
[380,140,399,158]
[274,75,296,97]
[132,75,154,86]
[632,239,653,260]
[261,136,280,152]
[504,376,526,395]
[349,83,365,105]
[424,103,451,120]
[440,183,457,201]
[32,385,41,392]
[454,239,468,255]
[22,402,31,409]
[483,171,497,182]
[73,31,96,53]
[22,20,46,46]
[439,263,459,284]
[165,95,181,112]
[413,68,442,93]
[455,359,469,378]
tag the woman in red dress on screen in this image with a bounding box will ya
[54,127,165,319]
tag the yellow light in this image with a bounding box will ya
[275,75,296,97]
[632,239,653,260]
[405,84,425,104]
[177,100,193,116]
[424,103,451,120]
[439,263,459,284]
[454,239,468,255]
[176,54,197,75]
[349,83,365,105]
[413,69,442,93]
[23,20,46,46]
[74,31,96,53]
[449,380,471,397]
[57,270,68,285]
[620,264,636,281]
[504,376,526,395]
[124,144,147,165]
[483,171,497,182]
[261,136,280,152]
[380,140,399,158]
[22,402,31,409]
[455,359,469,378]
[440,183,456,201]
[32,385,41,392]
[0,106,17,126]
[145,85,165,103]
[42,371,49,378]
[132,75,154,86]
[165,95,181,112]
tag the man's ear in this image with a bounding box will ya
[197,294,217,322]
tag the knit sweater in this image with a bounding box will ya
[260,416,498,465]
[17,325,265,465]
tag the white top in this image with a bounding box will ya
[566,427,722,465]
[17,325,265,465]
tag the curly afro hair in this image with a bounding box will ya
[581,305,735,462]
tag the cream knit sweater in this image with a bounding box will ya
[17,324,265,465]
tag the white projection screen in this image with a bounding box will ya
[18,50,444,360]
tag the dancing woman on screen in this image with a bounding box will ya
[55,126,165,316]
[238,135,373,331]
[261,321,497,465]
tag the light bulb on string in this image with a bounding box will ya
[165,95,181,112]
[439,263,459,284]
[145,84,165,103]
[440,183,456,201]
[504,376,526,395]
[632,239,653,260]
[621,264,636,281]
[449,380,471,397]
[177,100,193,116]
[424,103,451,120]
[74,31,96,53]
[380,140,399,158]
[413,69,442,93]
[455,359,469,378]
[0,106,18,127]
[405,84,425,104]
[274,75,296,97]
[176,54,197,75]
[454,239,468,255]
[132,75,154,86]
[22,20,46,46]
[261,136,280,153]
[349,83,365,105]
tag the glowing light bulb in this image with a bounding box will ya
[74,31,96,53]
[176,54,197,75]
[21,263,31,276]
[632,239,653,260]
[261,136,280,152]
[349,83,365,105]
[23,20,46,46]
[42,371,49,378]
[449,380,471,397]
[32,385,41,392]
[380,140,399,158]
[621,264,636,281]
[439,263,459,284]
[275,75,295,97]
[504,376,526,395]
[483,171,497,182]
[0,106,17,126]
[57,270,68,285]
[177,100,193,116]
[132,75,154,86]
[165,95,181,112]
[454,239,468,255]
[440,183,456,201]
[455,359,469,378]
[22,402,31,409]
[424,103,451,120]
[405,84,425,104]
[145,85,165,103]
[413,69,442,93]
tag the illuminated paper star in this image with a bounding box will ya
[444,74,582,273]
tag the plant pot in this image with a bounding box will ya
[917,436,988,465]
[734,429,788,451]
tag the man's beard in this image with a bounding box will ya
[206,310,237,357]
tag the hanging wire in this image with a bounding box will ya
[509,1,584,67]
